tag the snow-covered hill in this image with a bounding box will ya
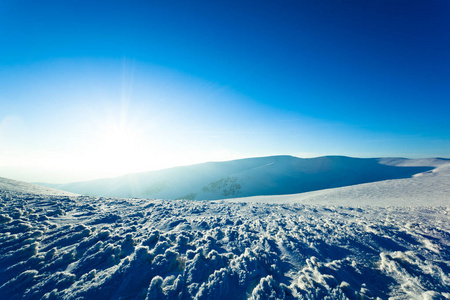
[231,158,450,207]
[0,177,77,196]
[38,156,442,200]
[0,176,449,299]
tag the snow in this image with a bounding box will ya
[1,172,449,299]
[0,177,77,197]
[230,161,450,206]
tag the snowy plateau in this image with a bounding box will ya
[1,156,450,299]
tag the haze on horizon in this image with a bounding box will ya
[1,0,449,184]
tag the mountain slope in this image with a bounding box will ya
[231,160,450,206]
[0,177,77,196]
[38,156,443,200]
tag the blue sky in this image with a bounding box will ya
[1,0,449,183]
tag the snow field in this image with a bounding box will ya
[1,191,449,299]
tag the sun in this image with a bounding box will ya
[66,113,154,178]
[96,123,145,173]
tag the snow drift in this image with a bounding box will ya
[37,156,442,200]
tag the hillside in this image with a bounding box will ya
[37,156,442,200]
[0,177,77,196]
[231,158,450,206]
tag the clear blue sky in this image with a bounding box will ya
[1,0,449,183]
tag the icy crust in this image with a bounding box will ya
[1,192,449,299]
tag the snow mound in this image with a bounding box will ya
[1,180,449,299]
[38,156,440,200]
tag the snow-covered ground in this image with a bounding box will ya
[1,175,449,299]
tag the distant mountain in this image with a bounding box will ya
[36,156,447,200]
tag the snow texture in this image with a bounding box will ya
[1,174,449,299]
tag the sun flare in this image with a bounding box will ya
[89,120,147,174]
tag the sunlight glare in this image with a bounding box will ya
[85,117,150,176]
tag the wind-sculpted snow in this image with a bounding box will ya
[1,190,449,299]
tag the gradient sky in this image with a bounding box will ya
[1,0,449,183]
